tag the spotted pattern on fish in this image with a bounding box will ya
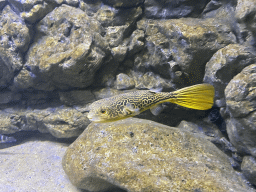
[88,84,215,123]
[88,90,176,122]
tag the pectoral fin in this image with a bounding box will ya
[124,103,140,115]
[150,104,164,116]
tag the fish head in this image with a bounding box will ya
[87,102,114,123]
[87,99,140,123]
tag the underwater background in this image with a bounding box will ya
[0,0,256,191]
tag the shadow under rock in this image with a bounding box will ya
[0,130,77,150]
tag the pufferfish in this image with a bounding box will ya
[87,84,215,123]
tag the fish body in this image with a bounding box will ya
[88,84,215,123]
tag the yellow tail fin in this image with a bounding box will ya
[171,84,215,110]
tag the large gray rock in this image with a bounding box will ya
[0,106,90,138]
[59,90,95,106]
[204,44,256,101]
[102,0,143,8]
[0,139,83,192]
[0,5,30,88]
[9,0,56,23]
[144,0,208,19]
[95,4,142,27]
[225,64,256,156]
[62,118,253,192]
[14,4,105,91]
[235,0,256,35]
[241,156,256,186]
[136,17,236,86]
[236,0,256,22]
[0,0,6,10]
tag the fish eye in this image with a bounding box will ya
[101,109,106,114]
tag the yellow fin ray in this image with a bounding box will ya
[168,84,215,110]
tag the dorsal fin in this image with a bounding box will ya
[149,87,163,93]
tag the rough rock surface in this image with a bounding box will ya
[144,0,208,19]
[137,17,236,85]
[14,4,105,90]
[62,118,253,192]
[59,90,95,106]
[0,139,83,192]
[204,44,256,101]
[235,0,256,37]
[0,0,6,10]
[241,156,256,186]
[9,0,56,23]
[116,73,135,90]
[0,5,30,87]
[0,107,89,138]
[236,0,256,22]
[102,0,143,8]
[225,64,256,156]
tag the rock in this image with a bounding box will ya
[241,156,256,186]
[62,118,253,192]
[14,4,105,91]
[0,106,90,138]
[92,88,127,100]
[59,90,95,106]
[41,108,89,138]
[132,71,174,90]
[225,64,256,156]
[115,73,135,90]
[102,0,143,8]
[127,29,144,56]
[9,0,56,23]
[95,5,142,27]
[144,0,208,19]
[235,0,256,22]
[137,18,236,85]
[0,139,83,192]
[236,0,256,36]
[0,5,30,88]
[0,91,21,104]
[177,120,223,142]
[0,0,6,10]
[204,44,256,100]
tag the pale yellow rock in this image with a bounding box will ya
[62,118,253,192]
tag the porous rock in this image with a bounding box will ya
[132,71,174,90]
[14,4,105,90]
[116,73,135,90]
[9,0,56,23]
[59,90,95,106]
[137,18,236,85]
[0,91,21,104]
[0,107,90,138]
[236,0,256,36]
[204,44,256,100]
[0,5,30,88]
[62,118,253,192]
[0,0,6,10]
[95,5,142,27]
[102,0,143,8]
[235,0,256,22]
[177,120,224,143]
[225,64,256,156]
[241,156,256,186]
[144,0,208,19]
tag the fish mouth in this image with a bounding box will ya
[87,114,102,122]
